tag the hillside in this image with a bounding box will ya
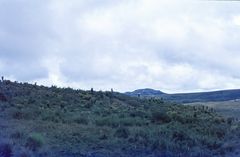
[186,100,240,119]
[126,89,240,103]
[0,80,240,157]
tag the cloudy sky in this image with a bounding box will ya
[0,0,240,93]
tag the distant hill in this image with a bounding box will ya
[125,88,240,103]
[125,88,165,97]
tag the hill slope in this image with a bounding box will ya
[0,80,240,157]
[186,100,240,119]
[126,89,240,103]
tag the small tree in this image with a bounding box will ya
[91,88,94,94]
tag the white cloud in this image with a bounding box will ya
[233,15,240,26]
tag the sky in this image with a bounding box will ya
[0,0,240,93]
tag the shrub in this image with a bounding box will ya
[16,149,33,157]
[119,117,143,126]
[151,140,159,150]
[18,152,31,157]
[10,131,24,139]
[25,133,44,151]
[10,108,35,120]
[73,116,89,125]
[222,142,235,152]
[172,131,186,142]
[151,110,171,123]
[227,117,234,125]
[12,111,24,120]
[214,117,225,124]
[129,111,147,118]
[126,99,140,107]
[95,116,119,128]
[0,143,13,157]
[114,127,130,139]
[0,92,7,102]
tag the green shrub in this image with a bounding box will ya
[10,108,38,120]
[122,117,143,126]
[95,116,119,127]
[73,116,89,125]
[129,110,147,118]
[18,152,31,157]
[126,99,141,107]
[16,149,33,157]
[95,116,144,127]
[151,110,171,123]
[227,117,234,125]
[222,142,235,152]
[172,130,189,142]
[0,143,13,157]
[151,140,159,150]
[214,117,225,124]
[114,127,130,139]
[25,133,44,151]
[10,130,24,139]
[12,110,24,120]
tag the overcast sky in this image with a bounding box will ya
[0,0,240,93]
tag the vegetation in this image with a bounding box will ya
[186,100,240,119]
[0,80,240,157]
[0,143,13,157]
[25,133,44,151]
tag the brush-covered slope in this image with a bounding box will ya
[126,89,240,103]
[0,80,240,157]
[186,100,240,119]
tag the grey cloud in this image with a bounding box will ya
[0,0,55,80]
[1,0,240,92]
